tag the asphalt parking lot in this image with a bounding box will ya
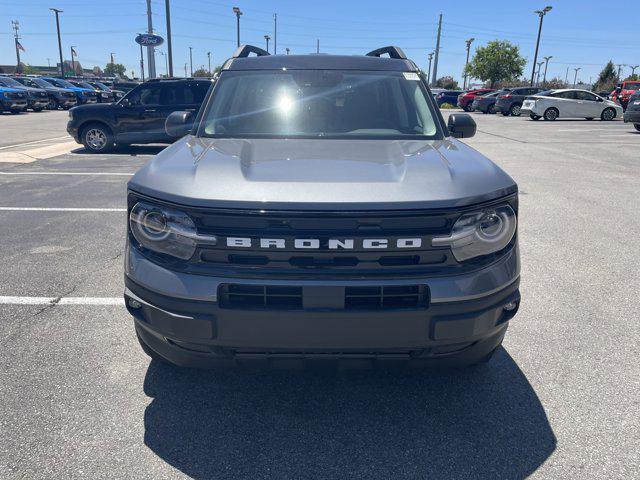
[1,110,639,479]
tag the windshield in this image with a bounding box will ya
[91,82,109,90]
[23,78,54,88]
[199,70,440,139]
[0,77,23,88]
[47,78,76,89]
[623,82,640,90]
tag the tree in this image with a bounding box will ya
[21,64,40,75]
[624,73,639,81]
[104,62,126,77]
[434,76,459,89]
[593,61,618,92]
[92,66,103,76]
[464,40,526,88]
[541,77,567,89]
[193,68,211,77]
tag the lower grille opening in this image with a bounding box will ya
[219,284,429,310]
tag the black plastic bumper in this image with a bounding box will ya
[126,276,520,368]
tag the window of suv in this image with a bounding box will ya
[125,84,162,106]
[575,91,598,101]
[159,81,210,105]
[46,78,76,89]
[199,70,440,139]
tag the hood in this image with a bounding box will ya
[70,102,116,114]
[0,87,23,93]
[129,137,517,211]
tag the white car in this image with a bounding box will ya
[521,89,623,121]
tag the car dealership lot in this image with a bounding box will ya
[0,113,638,479]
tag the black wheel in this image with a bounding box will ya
[462,105,472,112]
[32,107,44,112]
[61,105,72,110]
[488,103,496,114]
[48,98,59,110]
[530,114,540,121]
[501,111,510,116]
[509,103,522,116]
[81,123,114,153]
[543,107,559,121]
[601,107,616,121]
[634,124,640,132]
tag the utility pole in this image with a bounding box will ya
[427,52,434,87]
[233,7,242,47]
[285,47,290,55]
[432,13,442,85]
[50,8,64,77]
[146,0,156,78]
[139,41,145,80]
[565,66,569,86]
[535,61,544,86]
[184,63,187,78]
[165,0,174,76]
[617,64,626,79]
[264,35,271,53]
[11,20,21,71]
[188,47,193,76]
[542,55,552,84]
[273,13,277,54]
[630,65,640,77]
[530,6,552,86]
[316,39,320,54]
[573,67,581,88]
[47,58,51,67]
[70,46,76,76]
[207,51,211,76]
[463,38,474,89]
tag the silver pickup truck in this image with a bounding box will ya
[124,45,520,369]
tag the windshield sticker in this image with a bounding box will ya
[403,72,420,81]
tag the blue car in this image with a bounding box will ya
[0,85,28,113]
[41,77,98,105]
[435,90,465,107]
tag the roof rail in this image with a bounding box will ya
[232,44,270,58]
[365,46,407,60]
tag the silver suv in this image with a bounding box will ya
[125,45,520,368]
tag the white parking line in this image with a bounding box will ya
[0,136,70,151]
[0,172,134,176]
[0,207,126,212]
[0,296,124,306]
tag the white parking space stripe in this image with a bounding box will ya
[0,296,124,306]
[0,207,126,212]
[0,172,134,176]
[0,136,70,151]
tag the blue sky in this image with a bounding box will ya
[1,0,637,84]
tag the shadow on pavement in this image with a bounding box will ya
[142,348,556,479]
[71,145,167,156]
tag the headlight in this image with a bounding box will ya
[432,204,516,261]
[129,202,216,260]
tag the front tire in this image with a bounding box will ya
[601,107,616,121]
[544,107,559,121]
[634,124,640,132]
[530,114,540,120]
[81,123,114,153]
[509,103,522,116]
[488,103,496,114]
[48,98,59,110]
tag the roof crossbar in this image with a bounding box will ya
[232,44,270,58]
[365,46,407,60]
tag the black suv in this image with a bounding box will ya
[495,87,546,116]
[67,78,212,152]
[12,76,78,110]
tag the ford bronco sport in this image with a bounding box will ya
[125,45,520,368]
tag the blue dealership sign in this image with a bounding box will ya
[135,34,164,47]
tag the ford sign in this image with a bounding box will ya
[135,34,164,47]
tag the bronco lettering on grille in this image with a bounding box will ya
[225,237,422,249]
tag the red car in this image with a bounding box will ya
[612,80,640,110]
[457,88,495,112]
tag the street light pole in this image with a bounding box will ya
[233,7,242,47]
[573,67,581,88]
[630,65,640,77]
[273,13,277,54]
[139,38,145,81]
[463,38,474,90]
[188,47,193,76]
[146,0,156,79]
[11,20,21,72]
[285,48,290,55]
[542,55,552,85]
[535,61,544,86]
[50,8,65,77]
[264,35,271,53]
[165,0,174,77]
[432,13,442,86]
[207,51,211,76]
[530,6,552,86]
[427,52,434,87]
[70,46,76,76]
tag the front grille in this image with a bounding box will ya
[218,284,429,311]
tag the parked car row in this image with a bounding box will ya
[0,75,127,114]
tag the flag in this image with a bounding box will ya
[16,41,25,52]
[71,46,77,56]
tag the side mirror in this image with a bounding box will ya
[119,97,131,107]
[165,111,194,138]
[447,113,476,139]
